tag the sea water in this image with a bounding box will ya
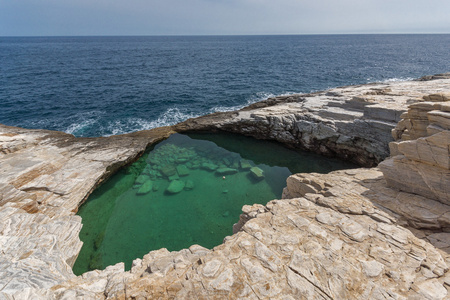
[1,35,450,137]
[72,132,355,274]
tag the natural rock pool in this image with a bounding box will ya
[73,132,356,275]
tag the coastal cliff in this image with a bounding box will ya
[0,75,449,299]
[175,76,450,167]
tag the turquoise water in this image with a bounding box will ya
[73,133,355,274]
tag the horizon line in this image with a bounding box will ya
[1,32,450,38]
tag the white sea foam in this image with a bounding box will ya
[365,77,414,84]
[381,77,414,83]
[63,92,297,137]
[209,91,296,113]
[64,111,105,136]
[65,119,98,135]
[104,92,295,136]
[103,108,200,136]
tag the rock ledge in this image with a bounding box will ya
[1,77,449,299]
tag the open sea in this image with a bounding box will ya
[1,34,449,137]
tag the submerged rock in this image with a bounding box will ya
[250,166,264,180]
[137,180,153,195]
[142,165,153,175]
[161,165,177,177]
[168,174,180,181]
[216,168,238,175]
[222,157,231,166]
[166,180,185,194]
[240,159,252,170]
[185,180,195,190]
[177,157,190,163]
[135,175,150,185]
[177,165,190,176]
[201,162,219,171]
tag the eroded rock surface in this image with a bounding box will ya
[0,125,173,297]
[176,78,450,167]
[380,95,450,204]
[44,170,450,299]
[1,77,450,299]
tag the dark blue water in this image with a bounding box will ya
[1,35,449,137]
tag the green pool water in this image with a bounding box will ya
[73,132,356,275]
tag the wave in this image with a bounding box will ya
[381,77,414,83]
[103,108,200,136]
[65,119,98,135]
[62,111,105,136]
[62,92,294,137]
[208,91,296,113]
[365,77,414,84]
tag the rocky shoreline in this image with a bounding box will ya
[1,75,449,299]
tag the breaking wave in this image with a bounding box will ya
[63,92,294,137]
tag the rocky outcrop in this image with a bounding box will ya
[41,169,450,299]
[416,73,450,81]
[176,79,450,167]
[379,95,450,204]
[0,125,174,296]
[1,76,450,299]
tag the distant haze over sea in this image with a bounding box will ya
[1,34,449,137]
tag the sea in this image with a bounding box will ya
[1,34,449,137]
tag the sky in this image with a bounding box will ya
[1,0,450,36]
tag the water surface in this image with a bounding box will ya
[2,35,449,136]
[73,132,355,275]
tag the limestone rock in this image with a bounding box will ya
[166,180,185,194]
[0,124,173,297]
[249,167,264,180]
[160,165,177,177]
[135,175,150,185]
[184,180,195,190]
[1,76,450,299]
[136,180,153,195]
[381,99,450,204]
[176,165,190,177]
[201,162,218,171]
[380,155,450,205]
[176,78,450,166]
[215,168,238,175]
[240,159,252,170]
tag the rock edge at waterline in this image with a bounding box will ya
[0,74,449,299]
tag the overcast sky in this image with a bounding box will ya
[1,0,449,36]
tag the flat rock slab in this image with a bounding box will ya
[136,180,153,195]
[175,77,450,167]
[240,159,252,170]
[250,166,264,179]
[0,124,173,298]
[160,165,177,177]
[1,77,450,299]
[184,179,195,190]
[201,162,218,171]
[135,175,150,185]
[215,168,238,175]
[166,180,185,194]
[176,165,190,177]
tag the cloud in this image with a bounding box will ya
[0,0,449,36]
